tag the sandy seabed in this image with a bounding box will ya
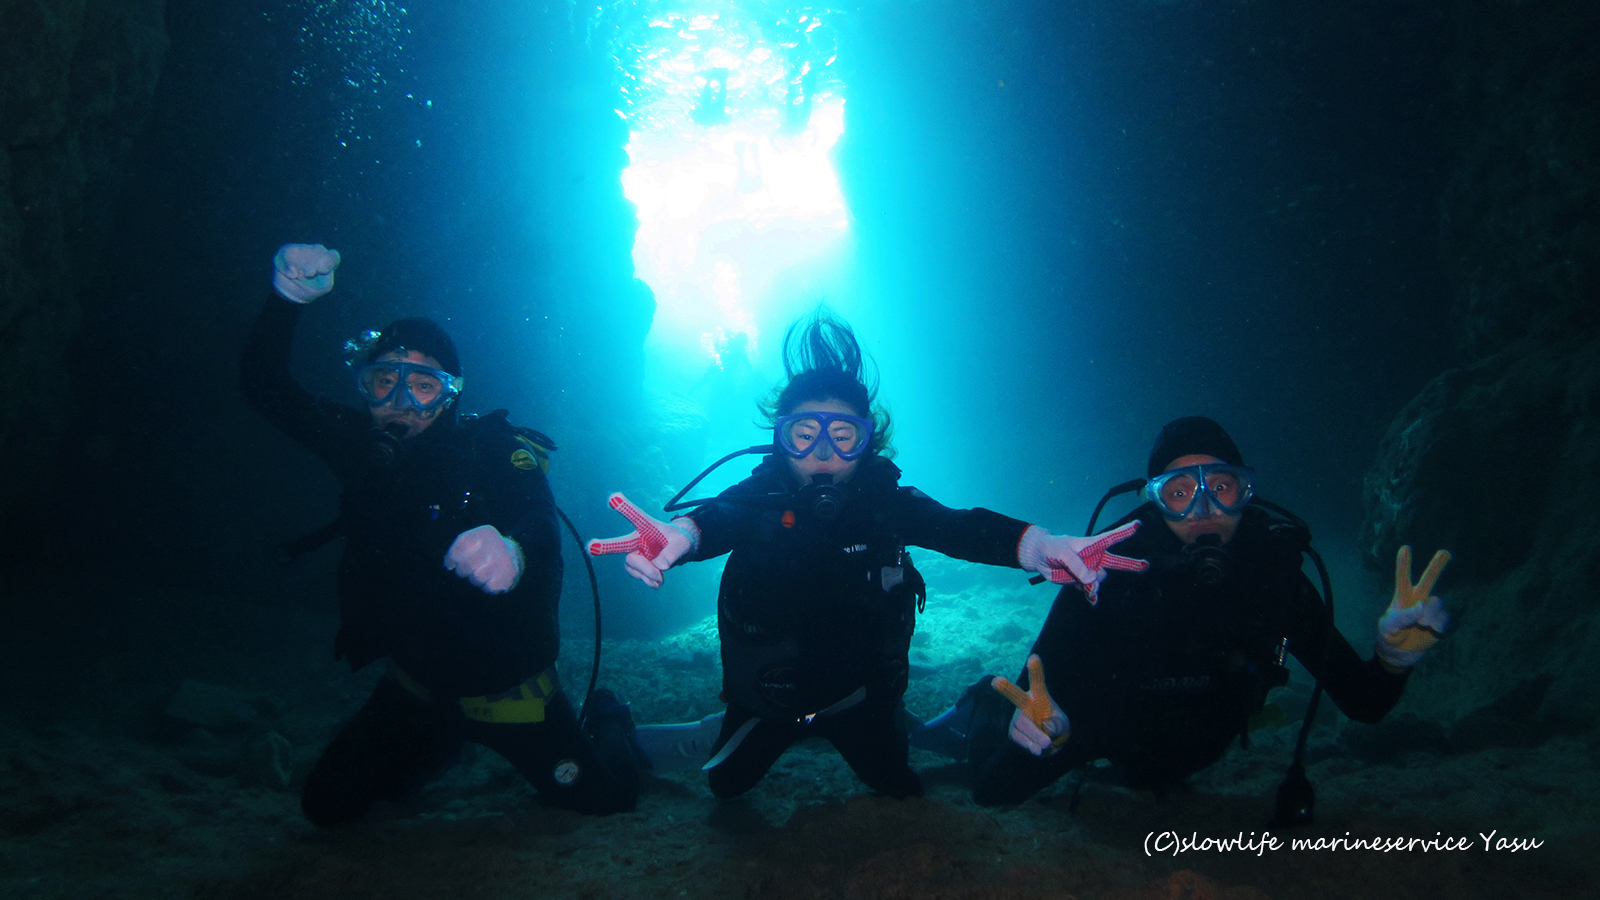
[3,562,1595,900]
[3,718,1593,900]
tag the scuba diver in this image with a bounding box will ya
[241,243,639,825]
[923,416,1451,812]
[691,67,732,127]
[586,312,1142,799]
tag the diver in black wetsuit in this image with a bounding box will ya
[586,313,1140,799]
[949,416,1451,806]
[241,243,638,825]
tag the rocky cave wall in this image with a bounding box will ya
[0,0,166,514]
[1362,0,1600,740]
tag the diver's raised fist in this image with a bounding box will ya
[272,243,341,303]
[444,525,524,594]
[586,493,699,589]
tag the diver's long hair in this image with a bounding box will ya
[761,310,894,457]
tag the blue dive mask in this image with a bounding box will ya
[1146,464,1255,519]
[354,361,463,412]
[774,411,874,461]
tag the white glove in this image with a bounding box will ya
[585,493,699,589]
[1017,521,1147,601]
[272,243,341,303]
[444,525,524,594]
[1009,705,1070,757]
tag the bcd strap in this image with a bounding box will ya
[393,664,558,724]
[469,409,557,475]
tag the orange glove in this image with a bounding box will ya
[1375,545,1451,668]
[992,654,1070,756]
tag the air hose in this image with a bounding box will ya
[554,505,603,729]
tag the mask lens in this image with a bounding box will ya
[406,370,444,408]
[826,419,860,454]
[1156,472,1200,517]
[777,412,872,459]
[359,365,402,404]
[356,362,456,411]
[1149,465,1256,518]
[781,416,823,457]
[1203,466,1253,511]
[1205,469,1243,509]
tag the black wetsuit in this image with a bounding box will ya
[685,455,1029,798]
[970,503,1408,805]
[241,295,636,823]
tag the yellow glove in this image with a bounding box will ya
[1376,545,1452,668]
[992,654,1070,756]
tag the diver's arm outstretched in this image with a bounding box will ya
[894,487,1147,599]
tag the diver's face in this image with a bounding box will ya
[368,350,448,437]
[1162,454,1242,545]
[784,398,865,486]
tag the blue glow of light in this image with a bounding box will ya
[625,97,847,375]
[606,6,849,378]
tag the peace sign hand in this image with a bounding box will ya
[585,493,699,589]
[1019,521,1148,602]
[1375,545,1452,669]
[991,654,1070,756]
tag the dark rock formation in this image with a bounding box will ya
[1362,0,1600,735]
[0,0,166,508]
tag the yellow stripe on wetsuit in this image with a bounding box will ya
[393,665,556,724]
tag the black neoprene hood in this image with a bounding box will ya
[368,317,462,376]
[1147,416,1246,477]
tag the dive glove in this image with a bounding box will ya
[445,524,524,594]
[993,655,1070,756]
[1017,520,1147,601]
[272,243,341,303]
[1375,545,1451,669]
[586,493,699,589]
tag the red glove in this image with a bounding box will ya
[1018,520,1147,602]
[585,493,699,589]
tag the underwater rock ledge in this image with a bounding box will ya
[1361,0,1600,738]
